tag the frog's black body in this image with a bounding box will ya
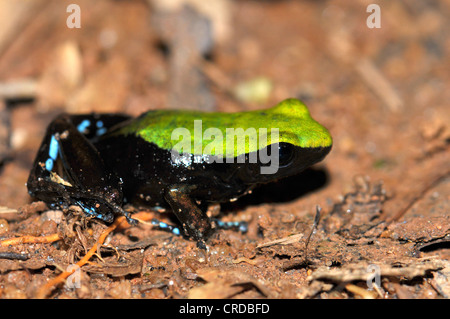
[98,134,330,204]
[27,113,331,248]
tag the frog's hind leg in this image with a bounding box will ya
[27,113,134,224]
[68,113,131,141]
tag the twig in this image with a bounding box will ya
[0,206,18,214]
[304,205,321,262]
[345,283,378,299]
[0,251,29,260]
[0,233,61,247]
[256,233,304,249]
[36,216,126,298]
[0,78,37,100]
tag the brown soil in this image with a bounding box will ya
[0,0,448,299]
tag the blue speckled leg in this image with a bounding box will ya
[27,113,134,224]
[212,218,248,233]
[148,217,247,240]
[150,218,182,236]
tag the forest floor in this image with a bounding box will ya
[0,0,448,299]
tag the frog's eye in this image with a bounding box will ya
[277,143,295,167]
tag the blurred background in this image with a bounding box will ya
[0,0,448,299]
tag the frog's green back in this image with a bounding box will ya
[115,98,332,157]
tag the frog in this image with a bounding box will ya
[27,98,332,248]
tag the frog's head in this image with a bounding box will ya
[236,98,332,184]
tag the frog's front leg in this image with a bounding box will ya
[164,184,213,249]
[27,113,136,224]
